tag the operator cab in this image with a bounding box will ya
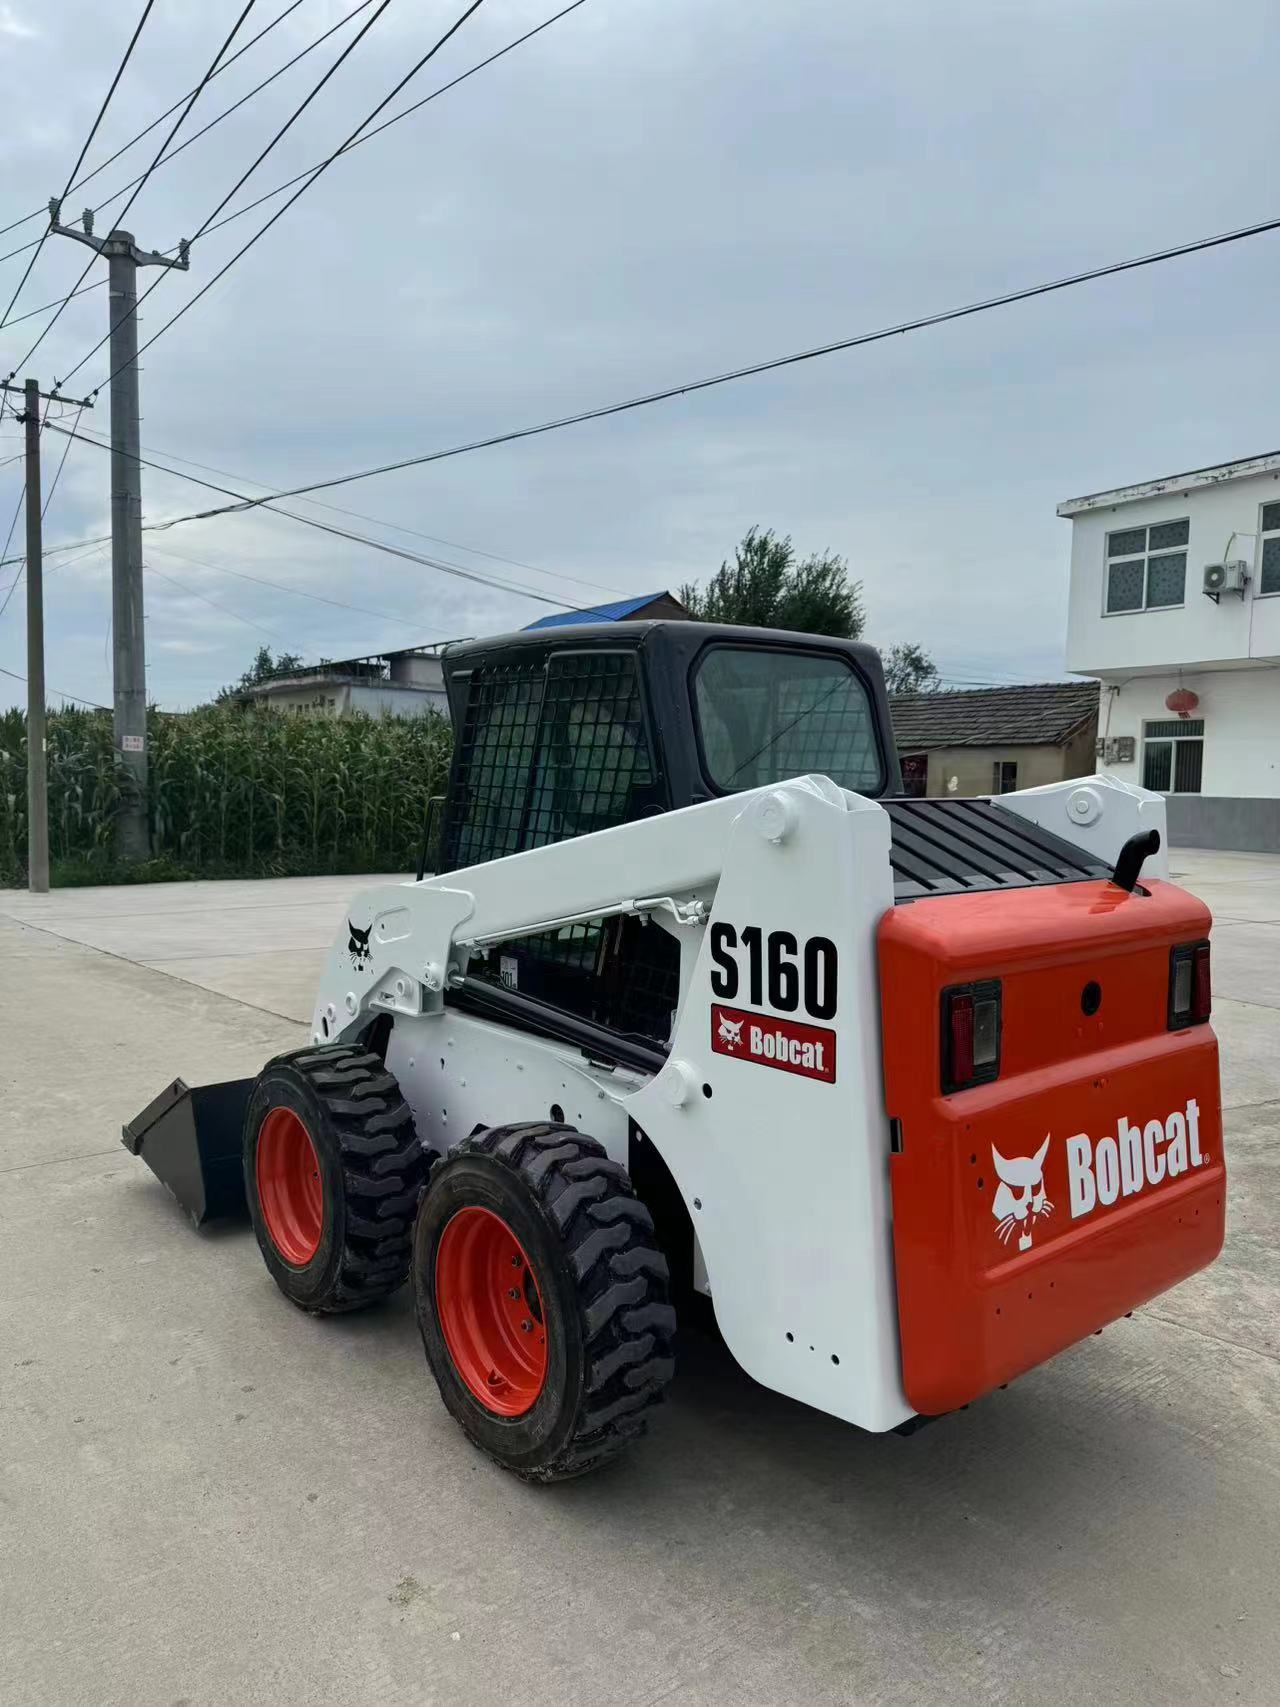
[427,623,897,1057]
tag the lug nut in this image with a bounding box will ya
[520,1319,532,1333]
[508,1288,520,1299]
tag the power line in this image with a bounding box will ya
[141,536,433,625]
[0,662,110,711]
[9,1,262,378]
[41,422,594,615]
[58,0,399,388]
[41,401,85,519]
[143,553,291,646]
[0,0,158,330]
[0,0,312,244]
[70,208,1280,513]
[149,0,591,254]
[0,0,590,336]
[81,0,492,395]
[0,0,374,300]
[72,420,630,597]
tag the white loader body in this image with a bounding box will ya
[313,771,1165,1434]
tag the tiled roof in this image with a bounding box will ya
[524,592,673,629]
[890,681,1099,750]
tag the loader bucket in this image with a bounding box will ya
[121,1077,253,1227]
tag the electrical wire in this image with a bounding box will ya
[0,0,375,283]
[143,554,291,645]
[38,424,606,611]
[0,0,158,330]
[0,662,110,710]
[41,402,85,519]
[71,420,630,596]
[58,0,400,388]
[78,0,492,395]
[9,1,262,379]
[0,0,312,244]
[69,209,1280,514]
[146,0,591,254]
[1,0,590,346]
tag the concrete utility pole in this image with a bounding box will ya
[50,201,189,861]
[22,378,48,893]
[1,374,94,892]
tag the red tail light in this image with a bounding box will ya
[942,980,1002,1093]
[1169,941,1211,1029]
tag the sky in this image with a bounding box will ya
[0,0,1277,711]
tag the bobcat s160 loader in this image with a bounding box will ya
[124,622,1224,1480]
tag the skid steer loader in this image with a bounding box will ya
[124,622,1224,1480]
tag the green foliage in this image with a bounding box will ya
[881,642,940,695]
[679,526,866,638]
[0,704,453,888]
[215,644,306,704]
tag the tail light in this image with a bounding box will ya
[941,980,1002,1092]
[1169,941,1211,1029]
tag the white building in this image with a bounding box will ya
[1060,451,1280,850]
[239,645,449,719]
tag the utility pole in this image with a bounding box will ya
[1,375,94,892]
[50,201,189,861]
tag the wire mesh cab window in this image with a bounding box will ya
[443,649,660,870]
[445,648,677,1048]
[694,646,884,795]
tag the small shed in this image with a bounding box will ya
[890,681,1099,797]
[523,591,689,630]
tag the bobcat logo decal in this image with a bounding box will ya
[991,1136,1054,1252]
[717,1014,744,1051]
[348,919,372,972]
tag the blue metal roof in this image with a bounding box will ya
[523,592,671,630]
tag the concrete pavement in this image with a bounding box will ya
[2,852,1278,1705]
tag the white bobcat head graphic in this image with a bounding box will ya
[718,1015,744,1050]
[991,1136,1054,1252]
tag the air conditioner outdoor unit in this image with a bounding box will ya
[1203,560,1248,600]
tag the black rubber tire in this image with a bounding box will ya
[243,1043,433,1314]
[414,1122,676,1482]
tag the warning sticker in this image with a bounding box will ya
[710,1002,836,1083]
[121,734,145,753]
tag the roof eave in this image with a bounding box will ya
[1057,450,1280,517]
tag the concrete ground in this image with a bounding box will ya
[1,850,1277,1705]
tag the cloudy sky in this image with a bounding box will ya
[0,0,1277,709]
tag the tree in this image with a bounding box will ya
[680,526,866,639]
[880,642,940,695]
[216,646,305,704]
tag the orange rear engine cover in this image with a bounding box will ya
[879,879,1225,1416]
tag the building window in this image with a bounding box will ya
[1141,718,1203,794]
[1259,501,1280,596]
[899,752,928,797]
[992,759,1018,794]
[1105,520,1189,613]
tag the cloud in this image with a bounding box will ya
[2,0,1279,712]
[0,5,37,41]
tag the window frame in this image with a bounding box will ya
[1102,519,1190,617]
[1141,717,1204,796]
[688,640,889,800]
[1256,499,1280,599]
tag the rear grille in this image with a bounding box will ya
[884,797,1112,901]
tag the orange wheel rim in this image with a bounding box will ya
[256,1107,323,1265]
[435,1206,548,1416]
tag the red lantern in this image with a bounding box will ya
[1165,687,1199,720]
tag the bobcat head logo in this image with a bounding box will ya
[348,919,372,972]
[717,1014,744,1051]
[991,1136,1054,1252]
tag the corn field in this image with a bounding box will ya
[0,705,453,886]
